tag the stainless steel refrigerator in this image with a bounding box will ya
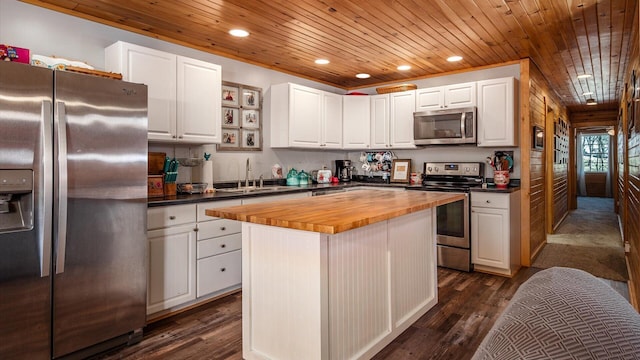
[0,61,148,359]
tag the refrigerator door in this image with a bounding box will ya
[52,70,148,357]
[0,62,53,359]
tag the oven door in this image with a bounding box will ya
[436,193,469,248]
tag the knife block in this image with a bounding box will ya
[163,182,177,196]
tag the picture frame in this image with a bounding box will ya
[242,129,260,149]
[222,107,239,127]
[242,88,260,108]
[218,81,263,152]
[390,159,411,183]
[219,129,239,148]
[222,85,239,106]
[533,126,544,149]
[242,109,259,128]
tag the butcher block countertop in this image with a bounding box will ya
[205,190,465,234]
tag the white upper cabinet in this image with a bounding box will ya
[322,92,343,149]
[370,91,416,149]
[270,83,343,148]
[389,90,416,148]
[477,77,517,147]
[176,56,222,143]
[370,94,390,149]
[416,82,476,111]
[343,95,371,149]
[105,41,221,144]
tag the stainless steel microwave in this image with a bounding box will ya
[413,107,476,145]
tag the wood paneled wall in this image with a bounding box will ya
[621,5,640,310]
[526,61,548,261]
[524,60,569,262]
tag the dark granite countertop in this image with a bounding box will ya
[148,180,421,207]
[148,176,520,207]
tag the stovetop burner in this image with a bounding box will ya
[421,162,484,191]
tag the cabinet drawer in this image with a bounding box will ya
[197,199,242,222]
[197,219,242,240]
[196,250,242,297]
[471,192,509,209]
[197,233,242,259]
[147,204,196,230]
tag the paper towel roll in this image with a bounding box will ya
[201,160,214,191]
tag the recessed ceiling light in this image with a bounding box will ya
[315,59,330,65]
[356,73,371,79]
[447,55,463,62]
[397,65,411,71]
[582,91,593,96]
[229,29,249,37]
[586,98,597,105]
[577,74,592,79]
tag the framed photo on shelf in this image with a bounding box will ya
[222,107,239,127]
[222,85,239,106]
[218,81,263,152]
[390,159,411,183]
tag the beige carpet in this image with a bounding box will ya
[532,197,628,281]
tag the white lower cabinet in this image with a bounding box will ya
[195,200,242,298]
[471,191,521,276]
[147,204,197,315]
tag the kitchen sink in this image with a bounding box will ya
[216,186,292,193]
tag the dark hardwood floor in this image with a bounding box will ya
[95,267,549,360]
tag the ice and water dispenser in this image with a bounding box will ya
[0,169,34,233]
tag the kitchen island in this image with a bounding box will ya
[206,190,464,360]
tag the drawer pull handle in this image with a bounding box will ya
[220,226,226,231]
[485,200,491,203]
[220,267,226,272]
[220,244,226,248]
[169,215,176,220]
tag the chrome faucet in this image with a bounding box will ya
[245,157,252,188]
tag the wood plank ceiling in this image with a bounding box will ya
[23,0,638,112]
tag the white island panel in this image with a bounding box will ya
[328,221,390,359]
[243,224,328,360]
[241,208,437,360]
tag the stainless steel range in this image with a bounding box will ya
[409,162,484,272]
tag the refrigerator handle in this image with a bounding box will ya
[41,100,53,278]
[55,101,68,275]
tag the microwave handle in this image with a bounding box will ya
[460,111,466,139]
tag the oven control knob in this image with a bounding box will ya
[465,167,470,172]
[427,167,432,172]
[434,167,439,172]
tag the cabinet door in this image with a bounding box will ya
[147,224,197,314]
[477,77,516,147]
[471,207,509,269]
[389,90,416,148]
[322,92,343,148]
[108,42,176,142]
[342,95,371,149]
[289,84,323,147]
[444,82,476,108]
[415,87,444,111]
[176,56,222,143]
[370,94,390,148]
